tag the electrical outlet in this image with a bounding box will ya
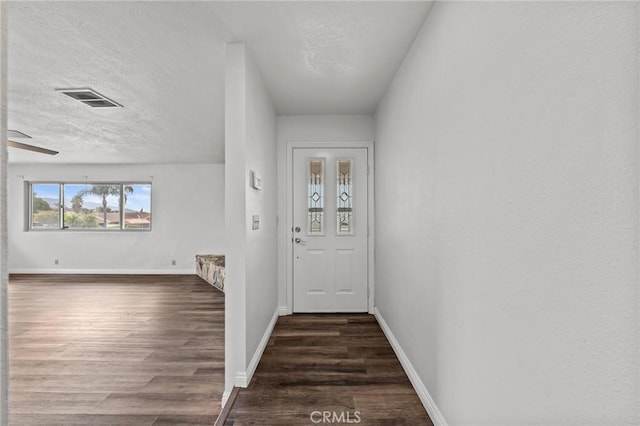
[171,260,176,266]
[54,259,59,265]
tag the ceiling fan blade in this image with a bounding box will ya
[8,140,59,155]
[8,130,32,139]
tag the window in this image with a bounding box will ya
[31,183,60,229]
[29,182,151,231]
[336,160,353,234]
[307,159,324,234]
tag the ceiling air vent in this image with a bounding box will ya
[56,88,123,108]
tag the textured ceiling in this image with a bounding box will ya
[212,1,433,115]
[8,2,230,164]
[7,1,433,164]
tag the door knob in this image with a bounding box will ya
[295,237,303,243]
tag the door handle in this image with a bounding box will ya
[294,237,305,244]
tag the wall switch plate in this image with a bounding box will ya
[252,215,260,230]
[250,170,262,190]
[171,260,176,266]
[54,259,59,265]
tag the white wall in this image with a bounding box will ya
[8,163,224,273]
[276,115,374,312]
[225,43,278,394]
[244,46,278,364]
[375,2,639,425]
[0,2,8,422]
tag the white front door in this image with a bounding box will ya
[292,148,368,312]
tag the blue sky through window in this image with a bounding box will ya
[32,184,59,200]
[125,184,151,212]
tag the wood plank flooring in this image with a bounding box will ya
[8,274,224,426]
[224,314,433,426]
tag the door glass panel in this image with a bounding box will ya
[307,159,324,234]
[336,160,353,234]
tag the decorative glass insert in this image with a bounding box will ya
[307,159,324,234]
[336,160,353,234]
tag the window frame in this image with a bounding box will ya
[28,181,152,232]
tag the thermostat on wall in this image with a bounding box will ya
[250,170,262,190]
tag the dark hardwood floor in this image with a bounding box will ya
[8,274,224,426]
[224,314,433,426]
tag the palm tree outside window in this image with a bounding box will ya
[77,184,133,229]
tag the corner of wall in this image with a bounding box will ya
[225,41,279,392]
[234,307,278,388]
[374,308,447,426]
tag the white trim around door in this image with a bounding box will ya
[285,141,375,314]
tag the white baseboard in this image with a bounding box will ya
[234,307,279,388]
[374,307,448,426]
[278,305,290,316]
[221,390,231,407]
[234,371,248,388]
[9,268,194,275]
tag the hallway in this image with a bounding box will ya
[222,314,432,425]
